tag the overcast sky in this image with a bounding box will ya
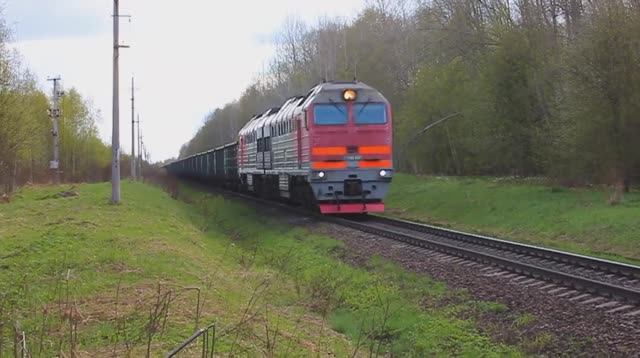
[3,0,366,161]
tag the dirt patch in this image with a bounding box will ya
[77,282,209,326]
[41,281,210,336]
[314,222,640,356]
[37,187,80,200]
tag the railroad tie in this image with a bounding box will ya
[526,281,546,288]
[518,278,537,285]
[595,301,619,309]
[568,293,591,301]
[579,297,605,305]
[557,290,578,298]
[482,270,501,276]
[606,305,634,314]
[548,287,568,295]
[624,308,640,317]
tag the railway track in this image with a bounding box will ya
[329,214,640,308]
[188,181,640,311]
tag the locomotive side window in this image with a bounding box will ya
[354,103,387,124]
[314,104,348,125]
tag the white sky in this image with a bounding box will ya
[3,0,366,161]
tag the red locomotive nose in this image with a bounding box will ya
[308,100,391,148]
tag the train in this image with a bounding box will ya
[165,81,394,214]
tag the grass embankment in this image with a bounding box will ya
[0,182,520,356]
[386,174,640,264]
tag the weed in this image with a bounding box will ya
[477,302,509,314]
[522,332,555,353]
[514,313,536,328]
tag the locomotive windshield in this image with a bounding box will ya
[314,104,348,125]
[354,103,387,124]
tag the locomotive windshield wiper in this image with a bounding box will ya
[357,97,373,115]
[328,98,345,115]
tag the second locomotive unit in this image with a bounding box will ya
[165,81,394,214]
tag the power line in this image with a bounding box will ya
[404,112,462,147]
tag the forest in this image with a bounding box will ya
[0,14,112,193]
[180,0,640,189]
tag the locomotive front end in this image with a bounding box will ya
[306,82,393,214]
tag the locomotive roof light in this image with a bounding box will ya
[342,89,358,101]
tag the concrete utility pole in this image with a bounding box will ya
[47,77,62,184]
[139,138,146,171]
[137,114,142,179]
[111,0,130,203]
[130,76,136,180]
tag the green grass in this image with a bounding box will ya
[0,181,521,356]
[0,182,353,356]
[385,174,640,264]
[180,185,519,356]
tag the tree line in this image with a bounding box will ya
[180,0,640,188]
[0,14,113,193]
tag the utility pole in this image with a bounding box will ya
[47,77,63,185]
[130,76,136,180]
[111,0,130,203]
[139,138,146,170]
[137,114,142,180]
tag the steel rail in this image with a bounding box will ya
[328,215,640,304]
[370,215,640,280]
[179,180,640,305]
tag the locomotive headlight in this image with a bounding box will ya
[342,89,357,101]
[379,169,392,178]
[317,171,326,178]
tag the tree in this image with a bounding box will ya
[177,0,640,190]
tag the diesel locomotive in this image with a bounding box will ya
[165,81,394,214]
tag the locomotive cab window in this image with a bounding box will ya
[354,103,387,124]
[314,103,348,125]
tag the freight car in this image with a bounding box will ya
[165,81,393,214]
[165,142,239,189]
